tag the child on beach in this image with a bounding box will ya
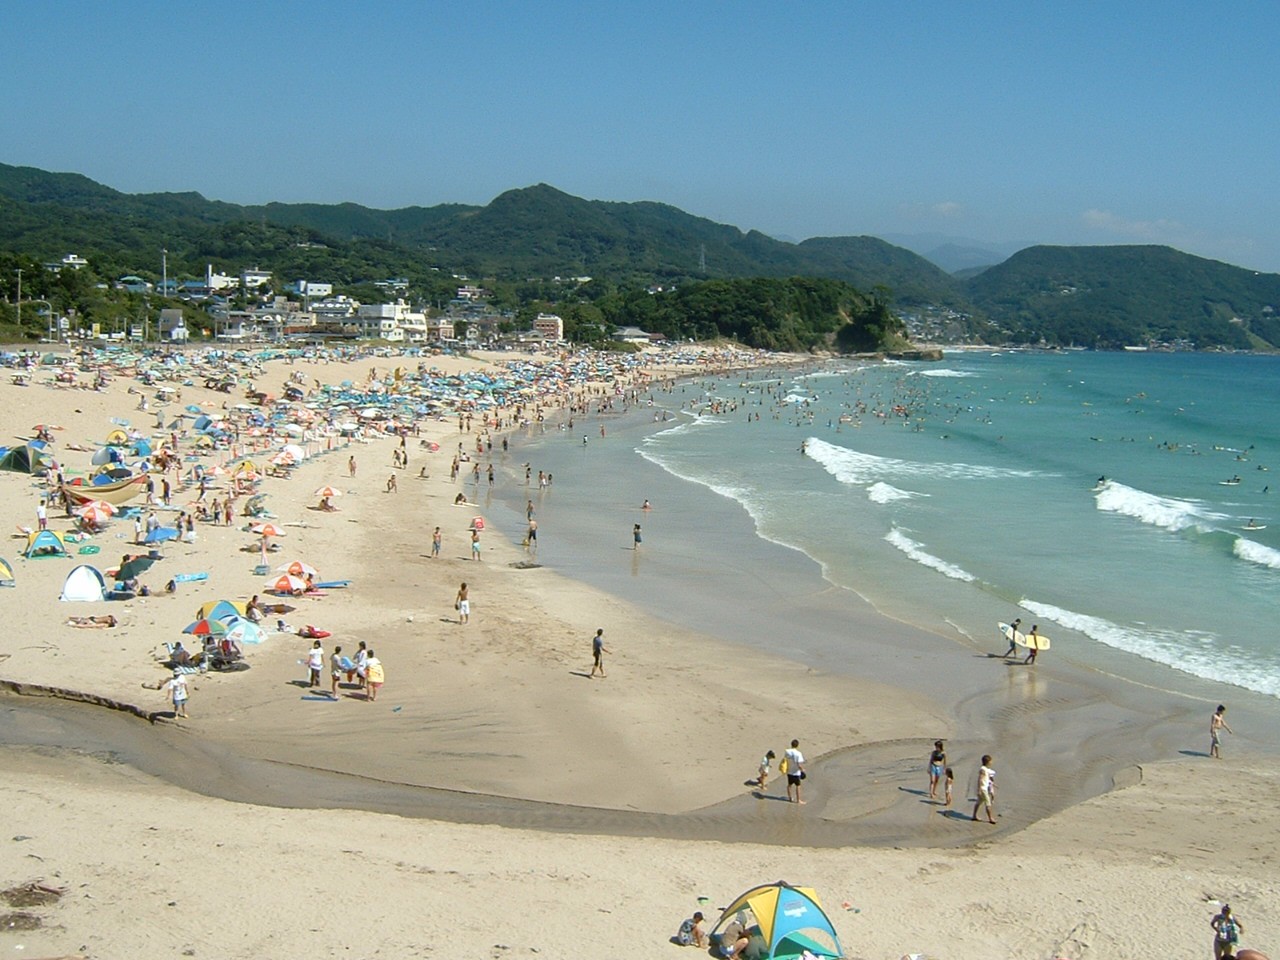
[365,651,384,701]
[944,767,954,806]
[675,911,707,947]
[163,669,189,718]
[756,749,776,790]
[330,645,345,698]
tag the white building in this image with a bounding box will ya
[44,253,90,273]
[356,299,424,341]
[285,280,334,298]
[241,268,273,290]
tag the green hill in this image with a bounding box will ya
[4,163,1280,351]
[0,165,962,305]
[966,245,1280,349]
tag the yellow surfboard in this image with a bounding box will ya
[999,622,1051,650]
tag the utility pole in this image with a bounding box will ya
[14,267,20,329]
[162,248,168,300]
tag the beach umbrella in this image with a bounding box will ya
[76,499,118,518]
[313,485,343,499]
[269,574,307,594]
[251,523,286,538]
[278,560,319,578]
[77,505,113,528]
[195,599,246,622]
[116,556,157,581]
[144,526,180,544]
[182,618,230,638]
[223,616,266,646]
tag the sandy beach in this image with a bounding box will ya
[0,343,1276,959]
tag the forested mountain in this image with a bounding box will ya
[0,165,962,304]
[965,245,1280,349]
[2,163,1279,350]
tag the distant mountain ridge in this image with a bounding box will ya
[1,162,1278,349]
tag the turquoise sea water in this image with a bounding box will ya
[627,350,1280,699]
[485,350,1280,711]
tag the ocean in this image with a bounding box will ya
[491,350,1280,707]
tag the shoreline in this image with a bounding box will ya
[3,344,1280,958]
[0,346,1268,839]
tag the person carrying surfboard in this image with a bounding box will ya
[1024,625,1043,665]
[1002,618,1022,658]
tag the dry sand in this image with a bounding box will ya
[0,346,1275,959]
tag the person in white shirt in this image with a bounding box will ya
[784,739,806,804]
[972,755,996,823]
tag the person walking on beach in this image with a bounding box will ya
[1212,904,1243,960]
[784,740,806,803]
[525,518,537,552]
[1023,624,1042,665]
[163,668,190,718]
[306,639,324,688]
[1002,617,1022,658]
[756,749,776,790]
[456,582,470,624]
[943,767,954,806]
[364,650,384,702]
[972,754,997,823]
[589,628,609,677]
[633,522,642,549]
[431,526,442,558]
[348,455,356,478]
[928,740,947,800]
[1211,704,1233,758]
[36,499,47,531]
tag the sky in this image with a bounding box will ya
[4,0,1278,271]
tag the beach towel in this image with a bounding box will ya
[77,545,101,555]
[173,572,208,583]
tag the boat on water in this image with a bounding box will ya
[1219,476,1243,486]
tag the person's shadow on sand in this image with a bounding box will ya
[1179,749,1211,758]
[938,809,974,821]
[568,670,593,680]
[748,791,792,803]
[897,786,929,797]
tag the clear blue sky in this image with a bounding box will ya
[5,0,1278,270]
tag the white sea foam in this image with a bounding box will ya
[867,482,923,504]
[1020,599,1280,698]
[1233,537,1280,570]
[884,528,976,581]
[782,393,819,404]
[913,368,976,378]
[806,436,1041,484]
[1093,480,1227,532]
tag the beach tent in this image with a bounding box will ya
[710,882,843,960]
[60,564,107,602]
[0,442,51,474]
[195,599,247,622]
[0,557,15,586]
[105,429,129,445]
[24,529,69,559]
